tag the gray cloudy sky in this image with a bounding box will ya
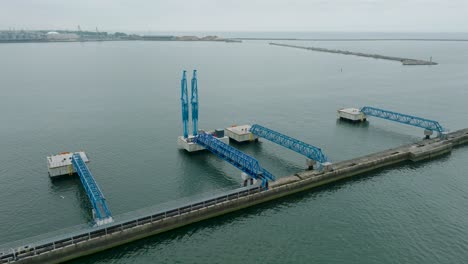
[1,0,467,32]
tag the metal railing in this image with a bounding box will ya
[0,186,262,263]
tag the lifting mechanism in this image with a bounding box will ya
[180,70,275,189]
[191,70,199,136]
[180,71,189,139]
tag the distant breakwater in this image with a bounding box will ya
[270,42,437,65]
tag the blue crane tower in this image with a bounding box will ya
[181,71,189,138]
[191,70,199,136]
[360,106,446,138]
[250,124,330,170]
[194,133,275,189]
[71,153,113,226]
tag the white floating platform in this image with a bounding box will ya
[47,152,89,177]
[337,108,366,122]
[178,135,229,152]
[225,125,258,143]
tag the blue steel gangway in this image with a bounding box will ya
[193,133,275,189]
[249,124,330,170]
[360,106,446,138]
[71,153,113,226]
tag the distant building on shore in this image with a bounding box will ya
[175,35,223,41]
[0,29,236,43]
[142,35,175,41]
[46,31,79,41]
[0,30,46,41]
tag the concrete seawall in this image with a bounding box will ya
[3,128,468,264]
[270,42,438,65]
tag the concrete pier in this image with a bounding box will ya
[270,42,438,65]
[2,128,467,264]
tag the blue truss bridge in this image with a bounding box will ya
[249,124,329,169]
[71,153,113,226]
[360,106,446,137]
[194,133,275,189]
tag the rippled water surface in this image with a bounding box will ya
[0,37,467,263]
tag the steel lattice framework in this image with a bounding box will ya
[194,133,275,188]
[360,106,445,133]
[71,153,112,224]
[181,71,189,138]
[191,70,199,136]
[250,124,329,164]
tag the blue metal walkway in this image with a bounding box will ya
[194,133,275,188]
[360,106,445,135]
[71,153,113,226]
[249,124,329,165]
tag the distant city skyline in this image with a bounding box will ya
[1,0,468,32]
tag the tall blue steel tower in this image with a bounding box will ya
[191,70,199,136]
[181,70,189,138]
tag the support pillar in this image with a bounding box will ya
[424,129,433,140]
[306,159,316,170]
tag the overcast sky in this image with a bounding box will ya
[1,0,468,32]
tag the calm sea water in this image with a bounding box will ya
[1,35,467,263]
